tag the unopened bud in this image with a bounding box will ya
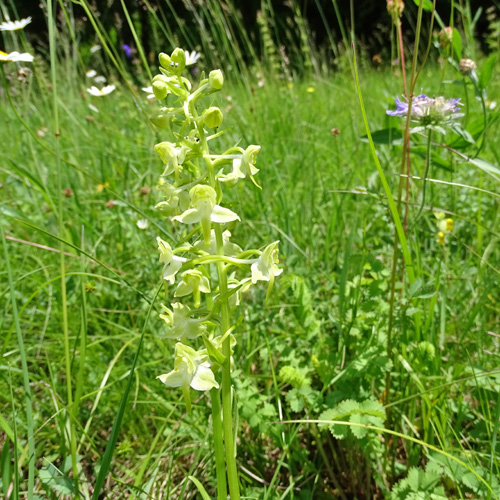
[150,113,170,129]
[459,58,476,74]
[153,80,168,100]
[171,47,186,73]
[159,52,171,69]
[438,27,453,48]
[203,106,223,128]
[387,0,404,22]
[209,69,224,90]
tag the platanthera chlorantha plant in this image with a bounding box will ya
[148,47,282,500]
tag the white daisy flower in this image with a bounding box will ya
[184,50,201,66]
[0,50,34,63]
[86,69,97,78]
[0,17,32,31]
[86,85,115,97]
[94,75,106,84]
[141,86,155,99]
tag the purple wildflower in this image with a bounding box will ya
[387,94,463,128]
[122,44,132,58]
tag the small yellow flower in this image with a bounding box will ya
[97,182,109,192]
[287,82,294,89]
[306,87,315,93]
[434,212,453,245]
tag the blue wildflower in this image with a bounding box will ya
[122,44,132,58]
[387,94,463,131]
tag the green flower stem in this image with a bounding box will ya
[415,130,433,222]
[210,387,228,500]
[194,97,241,500]
[215,227,241,500]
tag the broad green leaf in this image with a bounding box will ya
[412,0,433,11]
[39,463,75,495]
[452,28,462,60]
[468,157,500,182]
[361,127,403,145]
[479,53,497,91]
[349,413,367,438]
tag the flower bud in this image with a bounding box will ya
[387,0,404,23]
[150,113,170,128]
[209,69,224,90]
[171,47,186,73]
[153,74,169,84]
[153,80,168,100]
[459,58,476,75]
[159,52,171,69]
[190,184,216,207]
[203,106,223,128]
[438,27,453,48]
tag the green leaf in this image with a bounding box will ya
[452,28,462,60]
[202,333,227,366]
[286,389,304,412]
[361,127,403,145]
[412,0,433,11]
[468,157,500,182]
[39,462,75,495]
[478,54,497,91]
[1,439,11,499]
[188,476,212,500]
[350,413,367,438]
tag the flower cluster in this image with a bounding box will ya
[434,212,454,245]
[387,0,404,23]
[148,48,282,410]
[387,94,463,133]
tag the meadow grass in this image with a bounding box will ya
[1,1,500,499]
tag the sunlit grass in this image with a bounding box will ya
[1,1,500,498]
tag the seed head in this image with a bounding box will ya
[387,0,404,23]
[459,58,476,75]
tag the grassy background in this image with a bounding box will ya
[1,1,500,499]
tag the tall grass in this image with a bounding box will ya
[1,1,500,498]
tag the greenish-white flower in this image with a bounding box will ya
[156,178,190,215]
[251,241,283,283]
[159,302,206,341]
[219,145,261,187]
[173,185,240,245]
[157,343,218,412]
[154,142,188,176]
[175,269,211,308]
[157,237,186,284]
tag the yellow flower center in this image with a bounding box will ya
[0,50,7,56]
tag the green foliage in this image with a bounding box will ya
[390,462,446,500]
[319,399,385,440]
[2,1,500,498]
